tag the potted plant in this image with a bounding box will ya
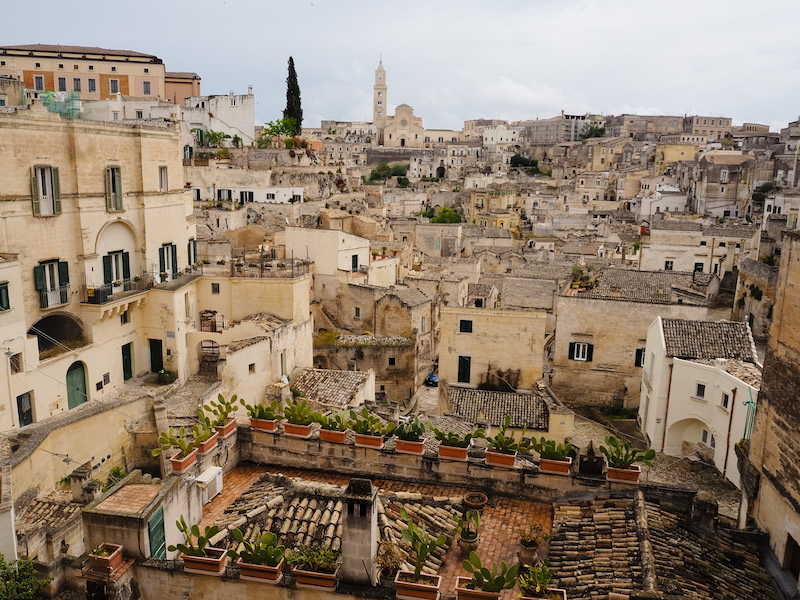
[518,561,566,600]
[453,510,480,553]
[430,424,484,462]
[376,540,405,587]
[464,491,488,512]
[157,369,177,385]
[518,523,551,566]
[318,411,352,444]
[599,435,655,484]
[282,398,316,439]
[227,528,285,584]
[287,545,341,589]
[240,399,283,432]
[484,416,527,468]
[350,407,395,449]
[88,543,124,576]
[530,437,573,476]
[168,516,224,576]
[204,393,238,438]
[395,416,426,455]
[151,427,198,474]
[395,507,447,600]
[192,422,219,456]
[456,552,518,600]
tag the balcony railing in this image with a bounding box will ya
[39,285,70,309]
[81,278,149,305]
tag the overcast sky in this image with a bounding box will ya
[7,0,800,132]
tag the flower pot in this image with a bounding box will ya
[319,428,348,443]
[169,448,198,475]
[539,456,572,476]
[439,444,469,461]
[456,576,501,600]
[354,433,385,449]
[395,570,442,600]
[196,431,219,456]
[283,421,313,439]
[214,418,236,439]
[182,547,226,576]
[520,588,568,600]
[485,449,517,468]
[251,417,278,433]
[396,439,425,455]
[291,564,340,589]
[236,557,284,584]
[517,545,539,567]
[607,464,641,484]
[457,534,480,554]
[464,491,488,512]
[89,543,123,576]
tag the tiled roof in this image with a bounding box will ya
[704,226,757,238]
[16,490,82,536]
[662,319,757,362]
[447,386,549,430]
[560,241,600,255]
[650,220,703,231]
[468,283,495,298]
[291,368,370,408]
[165,72,200,79]
[0,44,158,59]
[580,268,699,304]
[382,287,430,307]
[689,358,762,388]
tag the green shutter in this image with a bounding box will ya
[30,167,40,216]
[103,255,112,285]
[568,342,576,360]
[58,261,69,286]
[159,247,165,273]
[33,265,45,291]
[52,168,61,214]
[0,283,9,310]
[114,168,122,210]
[171,243,178,275]
[147,506,166,559]
[105,167,112,211]
[122,252,130,280]
[192,239,197,265]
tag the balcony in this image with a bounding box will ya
[39,285,70,310]
[81,278,149,305]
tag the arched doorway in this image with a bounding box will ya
[66,361,87,409]
[436,166,445,178]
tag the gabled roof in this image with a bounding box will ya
[291,368,370,408]
[661,319,757,362]
[446,386,550,430]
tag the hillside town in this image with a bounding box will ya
[0,43,798,600]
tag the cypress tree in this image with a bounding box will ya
[283,56,303,136]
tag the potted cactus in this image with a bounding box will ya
[453,510,480,553]
[429,424,484,462]
[518,523,551,566]
[350,407,395,449]
[192,422,219,456]
[456,552,518,600]
[240,398,283,433]
[518,561,566,600]
[204,394,238,438]
[318,411,352,444]
[530,437,573,476]
[282,398,316,439]
[395,416,426,455]
[394,507,447,600]
[287,545,341,589]
[599,435,655,484]
[151,427,198,474]
[88,543,124,576]
[168,516,224,576]
[227,528,285,584]
[484,415,527,468]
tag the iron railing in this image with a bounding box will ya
[39,285,70,309]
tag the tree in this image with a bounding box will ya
[430,207,461,223]
[579,124,605,140]
[0,553,52,600]
[510,154,537,168]
[258,118,296,148]
[369,162,391,181]
[205,130,230,148]
[283,56,303,136]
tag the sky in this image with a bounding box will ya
[6,0,800,132]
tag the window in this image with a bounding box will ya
[266,193,276,200]
[187,238,197,266]
[144,68,149,74]
[351,254,358,273]
[109,79,119,94]
[88,78,96,93]
[664,260,674,271]
[718,242,726,248]
[159,166,168,191]
[435,238,441,251]
[785,534,800,581]
[695,383,706,399]
[694,263,704,272]
[388,357,396,367]
[700,241,707,246]
[102,250,130,285]
[701,428,715,448]
[459,320,473,333]
[569,342,593,362]
[34,75,44,91]
[0,282,8,311]
[57,77,66,92]
[17,392,33,427]
[89,65,94,71]
[421,316,426,333]
[158,243,178,279]
[142,80,151,95]
[249,363,256,374]
[33,260,69,308]
[720,169,729,183]
[105,166,123,211]
[211,283,220,294]
[217,189,232,201]
[31,166,61,216]
[634,348,645,368]
[10,353,22,374]
[457,356,471,383]
[354,306,361,319]
[72,78,81,92]
[135,110,143,119]
[721,392,730,410]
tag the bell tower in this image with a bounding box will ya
[373,58,387,145]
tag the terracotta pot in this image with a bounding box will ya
[455,576,501,600]
[291,564,339,589]
[464,491,488,512]
[539,456,572,476]
[237,557,284,583]
[607,464,641,484]
[196,431,219,456]
[319,428,348,443]
[251,417,278,433]
[89,543,123,576]
[517,545,539,567]
[520,588,568,600]
[214,418,236,439]
[395,570,442,600]
[396,438,425,455]
[283,421,313,439]
[169,448,198,475]
[354,433,385,449]
[485,449,517,468]
[182,547,226,576]
[439,444,469,461]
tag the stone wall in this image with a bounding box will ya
[732,257,778,340]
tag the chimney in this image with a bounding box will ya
[341,478,378,586]
[248,85,252,95]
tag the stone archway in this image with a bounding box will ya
[436,166,445,178]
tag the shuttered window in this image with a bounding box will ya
[105,167,123,211]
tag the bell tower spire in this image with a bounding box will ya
[373,58,387,145]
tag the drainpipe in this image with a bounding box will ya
[708,237,715,274]
[722,388,738,479]
[660,363,674,452]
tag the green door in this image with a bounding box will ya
[66,362,87,409]
[149,339,163,373]
[147,506,166,559]
[122,343,133,381]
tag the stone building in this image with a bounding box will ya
[732,257,779,340]
[683,115,733,143]
[685,151,756,218]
